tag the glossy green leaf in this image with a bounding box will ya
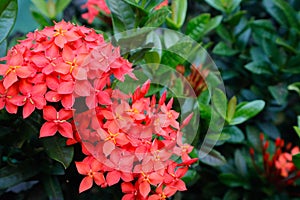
[55,0,71,14]
[0,160,40,190]
[213,42,239,56]
[106,0,136,33]
[186,14,222,41]
[276,38,298,54]
[0,0,17,44]
[288,82,300,95]
[226,96,237,123]
[200,148,226,167]
[234,150,247,176]
[31,0,49,17]
[263,0,288,27]
[43,135,74,169]
[244,61,272,75]
[293,153,300,169]
[222,126,244,143]
[144,7,170,27]
[31,9,50,27]
[219,173,247,188]
[216,24,232,42]
[144,51,160,64]
[246,125,261,150]
[144,0,165,11]
[273,0,299,29]
[294,126,300,138]
[205,0,242,13]
[182,169,200,186]
[166,0,187,29]
[223,190,241,200]
[0,39,7,58]
[42,175,63,200]
[268,84,288,105]
[212,88,227,119]
[229,100,265,125]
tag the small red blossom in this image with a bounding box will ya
[75,157,106,192]
[40,106,73,138]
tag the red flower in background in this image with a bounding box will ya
[250,134,300,191]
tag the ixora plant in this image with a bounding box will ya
[0,20,198,199]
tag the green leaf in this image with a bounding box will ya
[0,0,17,44]
[273,0,299,29]
[144,51,160,64]
[234,150,247,176]
[31,9,51,27]
[0,160,40,190]
[263,0,289,27]
[205,0,242,13]
[200,148,226,167]
[222,126,244,143]
[223,190,241,200]
[166,0,187,29]
[246,125,261,150]
[55,0,71,14]
[31,0,49,17]
[186,14,222,41]
[244,61,272,75]
[293,153,300,169]
[229,100,265,125]
[268,83,288,105]
[226,96,237,123]
[0,40,7,58]
[219,173,247,188]
[213,42,239,56]
[182,169,200,186]
[288,82,300,95]
[294,126,300,138]
[276,38,298,54]
[143,0,165,11]
[43,135,74,169]
[212,88,227,120]
[42,175,64,200]
[250,20,276,41]
[144,7,170,27]
[106,0,136,33]
[216,24,232,42]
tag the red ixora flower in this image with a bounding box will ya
[75,156,106,192]
[40,106,73,138]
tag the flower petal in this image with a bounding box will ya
[39,122,58,137]
[79,176,93,193]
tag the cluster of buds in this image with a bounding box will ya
[0,20,197,199]
[250,133,300,190]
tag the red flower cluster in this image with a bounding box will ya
[0,20,197,199]
[250,134,300,188]
[74,79,197,199]
[82,0,169,24]
[0,20,134,137]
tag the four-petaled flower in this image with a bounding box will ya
[40,106,73,138]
